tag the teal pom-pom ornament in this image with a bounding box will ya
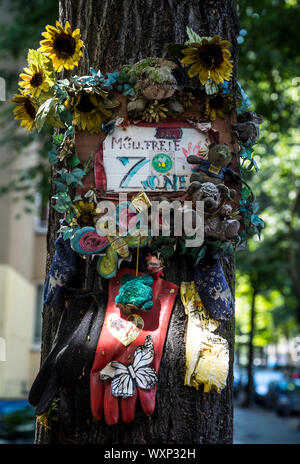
[115,274,153,313]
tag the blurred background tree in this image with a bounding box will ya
[235,0,300,405]
[0,0,57,215]
[1,0,300,404]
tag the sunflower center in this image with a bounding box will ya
[209,95,223,109]
[53,33,76,58]
[76,94,96,113]
[24,99,36,119]
[30,73,43,88]
[79,213,94,227]
[198,44,224,70]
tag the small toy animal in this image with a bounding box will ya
[232,111,263,144]
[186,181,240,241]
[187,143,241,185]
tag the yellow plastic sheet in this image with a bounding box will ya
[180,282,229,393]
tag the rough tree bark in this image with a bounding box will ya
[36,0,240,444]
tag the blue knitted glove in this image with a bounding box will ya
[44,234,79,305]
[194,247,234,321]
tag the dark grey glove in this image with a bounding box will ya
[28,289,106,428]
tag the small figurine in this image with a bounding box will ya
[146,254,164,280]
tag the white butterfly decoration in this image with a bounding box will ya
[100,336,158,398]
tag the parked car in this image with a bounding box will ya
[233,367,247,399]
[0,399,35,443]
[253,368,285,405]
[233,366,285,406]
[266,379,300,416]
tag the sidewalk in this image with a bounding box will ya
[234,405,300,444]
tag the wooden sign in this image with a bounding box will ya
[101,123,209,193]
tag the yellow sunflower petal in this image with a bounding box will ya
[210,70,222,84]
[46,25,59,34]
[210,108,217,121]
[55,21,64,32]
[64,21,72,33]
[181,48,197,56]
[72,28,81,39]
[181,55,197,65]
[222,49,231,58]
[42,32,53,40]
[220,40,231,49]
[199,68,209,85]
[216,108,225,118]
[188,62,202,78]
[19,74,31,81]
[39,40,52,47]
[211,36,221,44]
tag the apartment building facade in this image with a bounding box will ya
[0,141,46,398]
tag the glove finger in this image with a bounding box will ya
[59,300,99,389]
[29,305,84,412]
[121,394,138,423]
[90,372,105,420]
[58,306,96,425]
[29,330,70,406]
[28,344,68,410]
[138,386,157,416]
[28,349,58,408]
[104,382,119,425]
[33,369,61,415]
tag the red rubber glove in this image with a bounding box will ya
[90,267,178,425]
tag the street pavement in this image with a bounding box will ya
[234,405,300,444]
[1,405,300,444]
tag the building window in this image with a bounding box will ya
[35,193,48,234]
[32,284,43,347]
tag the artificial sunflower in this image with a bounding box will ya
[72,200,98,227]
[18,50,56,98]
[39,21,84,72]
[11,92,38,131]
[67,90,118,134]
[69,93,106,134]
[204,93,234,121]
[181,36,233,85]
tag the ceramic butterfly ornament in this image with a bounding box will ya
[100,336,158,398]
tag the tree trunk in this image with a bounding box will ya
[243,288,257,408]
[36,0,239,444]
